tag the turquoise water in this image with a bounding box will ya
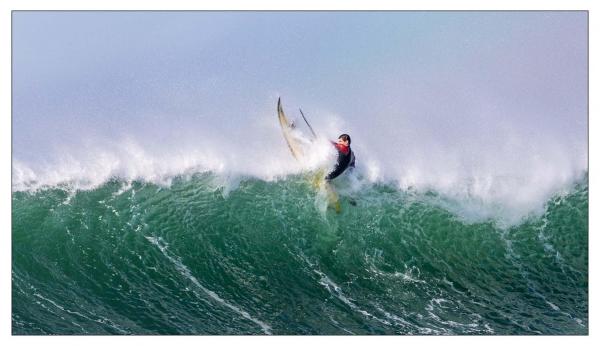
[12,173,588,335]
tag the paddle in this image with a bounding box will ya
[299,108,317,139]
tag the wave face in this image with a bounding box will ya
[12,173,588,335]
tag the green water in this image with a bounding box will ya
[12,173,588,335]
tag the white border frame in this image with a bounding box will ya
[2,1,595,345]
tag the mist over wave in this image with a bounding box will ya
[12,99,587,227]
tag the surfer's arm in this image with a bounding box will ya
[325,165,345,181]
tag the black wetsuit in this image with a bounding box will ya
[326,144,355,181]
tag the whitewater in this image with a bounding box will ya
[12,99,587,227]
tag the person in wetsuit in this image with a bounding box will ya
[326,134,355,181]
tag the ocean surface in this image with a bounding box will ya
[12,171,588,335]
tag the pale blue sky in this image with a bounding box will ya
[13,11,587,166]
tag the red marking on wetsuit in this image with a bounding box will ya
[332,142,350,154]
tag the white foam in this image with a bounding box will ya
[12,104,587,227]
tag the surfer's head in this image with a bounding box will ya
[338,134,351,146]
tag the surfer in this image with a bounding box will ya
[326,134,355,181]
